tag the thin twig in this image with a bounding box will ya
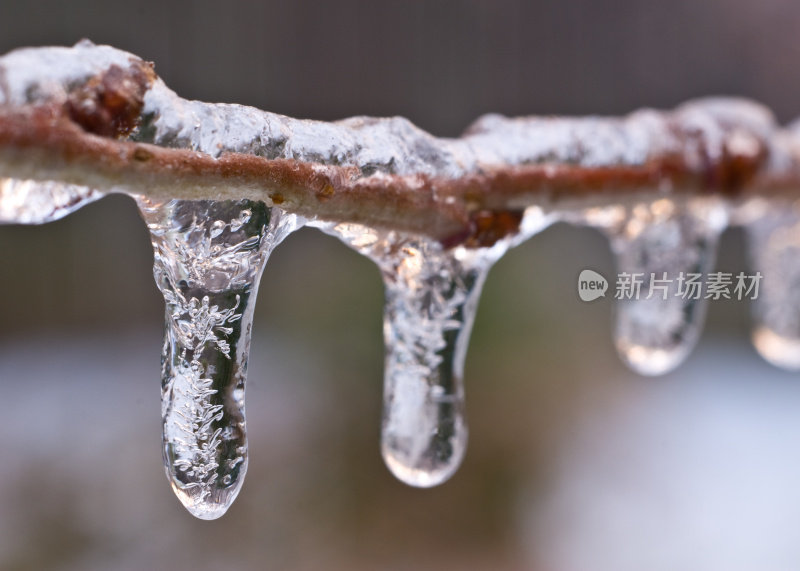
[1,41,799,245]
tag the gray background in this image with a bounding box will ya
[0,1,799,570]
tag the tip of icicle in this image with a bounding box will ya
[752,326,800,371]
[617,343,690,377]
[185,505,230,521]
[381,446,465,488]
[383,457,457,488]
[170,484,236,520]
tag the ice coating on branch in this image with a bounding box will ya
[0,40,139,106]
[137,197,299,519]
[0,42,781,245]
[139,84,768,182]
[593,198,728,375]
[745,201,800,369]
[317,208,550,487]
[139,81,675,176]
[137,74,771,180]
[0,41,777,181]
[0,178,101,223]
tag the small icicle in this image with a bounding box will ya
[602,198,727,376]
[347,229,502,486]
[320,210,548,487]
[745,202,800,369]
[378,240,499,487]
[137,198,298,519]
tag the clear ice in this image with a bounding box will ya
[0,178,102,224]
[745,201,800,370]
[137,197,299,519]
[596,198,727,376]
[320,210,549,487]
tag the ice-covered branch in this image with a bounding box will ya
[7,41,800,520]
[2,41,800,244]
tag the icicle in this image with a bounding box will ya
[137,198,299,519]
[744,202,800,369]
[332,226,501,486]
[601,198,727,375]
[318,208,549,487]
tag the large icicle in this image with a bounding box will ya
[596,198,728,375]
[745,201,800,369]
[137,198,298,519]
[319,208,551,487]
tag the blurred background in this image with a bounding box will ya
[2,1,800,569]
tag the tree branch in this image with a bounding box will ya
[1,41,799,245]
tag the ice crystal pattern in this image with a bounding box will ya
[137,198,299,519]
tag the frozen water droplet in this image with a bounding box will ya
[137,197,299,519]
[602,198,727,375]
[320,222,524,487]
[746,204,800,369]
